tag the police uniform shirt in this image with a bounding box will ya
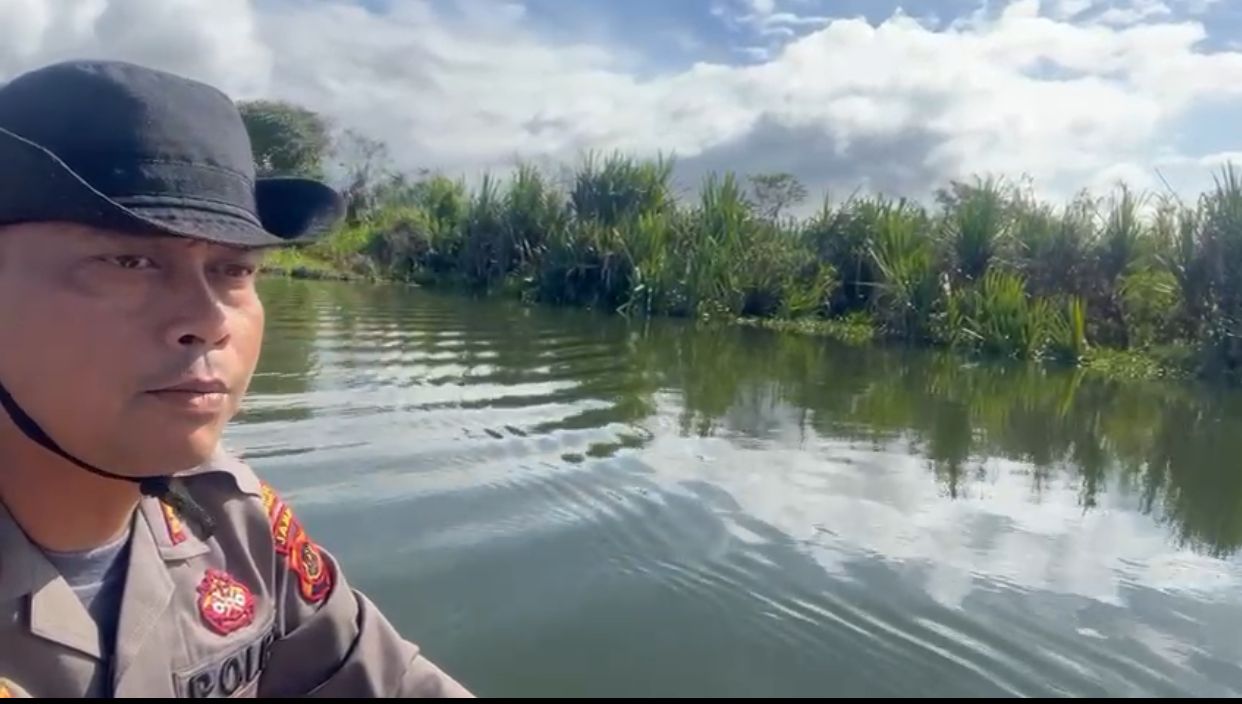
[39,525,133,660]
[0,450,473,698]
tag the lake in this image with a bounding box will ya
[227,277,1242,697]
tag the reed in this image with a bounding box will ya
[287,156,1242,378]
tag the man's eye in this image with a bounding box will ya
[219,263,258,279]
[102,255,157,270]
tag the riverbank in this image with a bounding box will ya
[262,248,366,281]
[258,155,1242,383]
[733,316,1197,381]
[264,252,1195,383]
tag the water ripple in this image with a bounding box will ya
[234,280,1242,698]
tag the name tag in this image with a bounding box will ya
[174,628,276,698]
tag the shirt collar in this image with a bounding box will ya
[0,444,258,597]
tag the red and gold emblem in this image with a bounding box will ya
[161,501,187,546]
[271,504,301,556]
[258,483,335,605]
[289,533,333,604]
[259,481,281,519]
[197,569,256,635]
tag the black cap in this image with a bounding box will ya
[0,59,343,247]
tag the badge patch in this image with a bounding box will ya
[259,482,281,519]
[290,534,333,604]
[161,501,187,546]
[271,504,301,556]
[258,483,334,604]
[197,569,256,635]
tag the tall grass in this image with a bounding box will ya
[1197,165,1242,372]
[939,176,1013,283]
[571,151,673,226]
[1013,192,1095,299]
[297,155,1242,378]
[1049,296,1090,362]
[867,199,938,340]
[1101,184,1146,282]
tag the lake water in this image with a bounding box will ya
[227,277,1242,697]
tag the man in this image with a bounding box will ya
[0,60,473,697]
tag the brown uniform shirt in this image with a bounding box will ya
[0,451,473,698]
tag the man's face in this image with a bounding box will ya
[0,222,267,476]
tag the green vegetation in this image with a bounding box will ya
[238,100,333,179]
[736,311,877,346]
[245,109,1242,381]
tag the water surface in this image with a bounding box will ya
[228,278,1242,697]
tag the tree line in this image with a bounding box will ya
[239,100,1242,378]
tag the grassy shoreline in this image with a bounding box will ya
[261,248,367,281]
[264,251,1193,383]
[258,154,1242,384]
[733,315,1196,380]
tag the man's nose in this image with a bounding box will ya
[164,274,231,349]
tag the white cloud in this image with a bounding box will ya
[748,0,776,15]
[738,46,772,61]
[1050,0,1214,25]
[724,0,831,46]
[0,0,272,97]
[765,11,833,27]
[1185,0,1223,12]
[0,0,1239,205]
[760,25,797,39]
[1095,0,1173,26]
[638,427,1241,607]
[1199,151,1242,168]
[1050,0,1096,18]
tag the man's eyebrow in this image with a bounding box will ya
[97,234,202,250]
[68,230,163,247]
[206,243,265,257]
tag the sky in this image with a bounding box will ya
[2,0,1242,209]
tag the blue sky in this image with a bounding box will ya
[460,0,1242,66]
[507,0,985,69]
[2,0,1242,206]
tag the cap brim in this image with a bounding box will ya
[256,178,346,243]
[0,126,344,247]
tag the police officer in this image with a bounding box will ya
[0,60,473,697]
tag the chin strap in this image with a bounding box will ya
[0,379,215,539]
